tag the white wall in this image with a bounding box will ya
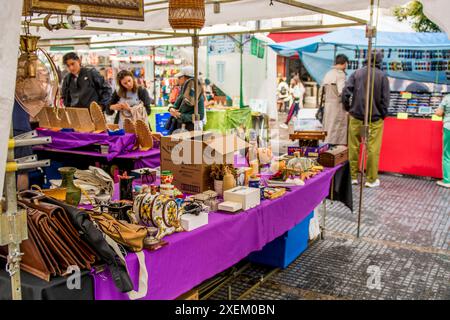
[203,47,278,120]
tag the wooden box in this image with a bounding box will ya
[318,146,348,167]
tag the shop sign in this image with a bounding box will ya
[116,47,151,58]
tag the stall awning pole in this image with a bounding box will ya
[193,30,201,126]
[239,34,244,108]
[357,0,376,238]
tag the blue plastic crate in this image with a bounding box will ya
[248,211,314,269]
[155,112,171,136]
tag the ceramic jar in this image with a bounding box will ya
[161,171,174,185]
[160,184,175,197]
[222,167,236,192]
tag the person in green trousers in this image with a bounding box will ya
[436,94,450,188]
[347,117,384,186]
[342,51,390,188]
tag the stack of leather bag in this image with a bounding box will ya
[0,191,134,293]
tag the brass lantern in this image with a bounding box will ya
[15,34,60,118]
[19,35,41,78]
[168,0,205,30]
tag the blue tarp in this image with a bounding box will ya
[269,29,450,85]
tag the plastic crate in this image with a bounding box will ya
[248,211,314,269]
[155,112,171,136]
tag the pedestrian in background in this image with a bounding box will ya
[277,76,290,113]
[435,95,450,188]
[107,70,152,129]
[61,52,112,109]
[280,78,305,129]
[342,51,390,188]
[322,54,349,146]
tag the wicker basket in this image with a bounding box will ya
[169,0,205,30]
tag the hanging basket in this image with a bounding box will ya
[169,0,205,30]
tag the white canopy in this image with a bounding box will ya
[31,0,411,40]
[422,0,450,37]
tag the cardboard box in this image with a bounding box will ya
[160,131,247,194]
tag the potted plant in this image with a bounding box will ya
[210,164,236,196]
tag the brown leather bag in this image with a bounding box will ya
[88,212,148,252]
[0,192,98,282]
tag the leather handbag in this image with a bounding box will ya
[18,193,97,272]
[1,191,134,292]
[0,199,97,281]
[41,195,134,293]
[88,212,148,252]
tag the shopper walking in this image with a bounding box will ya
[166,66,205,133]
[107,70,152,129]
[322,54,349,146]
[61,52,112,109]
[342,51,390,188]
[435,94,450,188]
[277,76,289,113]
[280,78,305,129]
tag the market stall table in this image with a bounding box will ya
[379,117,443,179]
[36,128,138,161]
[93,166,341,300]
[33,129,161,181]
[34,146,161,170]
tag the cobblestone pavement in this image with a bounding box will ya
[207,168,449,300]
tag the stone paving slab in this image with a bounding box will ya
[207,174,450,300]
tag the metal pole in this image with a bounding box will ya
[357,0,375,238]
[193,30,200,126]
[152,46,157,105]
[275,0,368,24]
[5,127,22,300]
[239,35,244,108]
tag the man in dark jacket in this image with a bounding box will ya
[61,52,112,109]
[342,51,390,188]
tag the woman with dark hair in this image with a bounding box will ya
[107,70,152,128]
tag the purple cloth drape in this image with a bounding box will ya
[93,166,340,300]
[37,129,136,161]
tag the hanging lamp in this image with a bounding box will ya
[168,0,206,128]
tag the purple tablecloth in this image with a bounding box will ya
[37,129,136,161]
[93,166,339,300]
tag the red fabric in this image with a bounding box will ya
[379,117,443,179]
[268,32,326,43]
